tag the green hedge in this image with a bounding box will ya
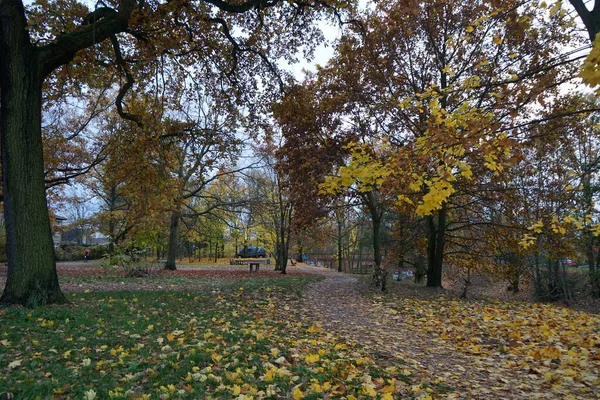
[55,244,108,262]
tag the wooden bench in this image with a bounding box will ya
[246,259,270,272]
[229,259,246,265]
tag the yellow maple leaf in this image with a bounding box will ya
[549,1,562,16]
[362,384,378,397]
[310,382,323,393]
[231,385,241,395]
[211,352,223,363]
[304,353,319,364]
[581,33,600,88]
[292,387,304,400]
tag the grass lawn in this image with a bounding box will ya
[0,276,411,400]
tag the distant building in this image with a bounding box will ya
[52,216,67,249]
[88,231,109,245]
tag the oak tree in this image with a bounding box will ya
[0,0,350,306]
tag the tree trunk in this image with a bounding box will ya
[278,224,288,274]
[414,254,426,284]
[337,220,343,272]
[0,18,66,306]
[164,211,180,270]
[426,204,447,288]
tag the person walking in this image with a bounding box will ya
[83,248,91,262]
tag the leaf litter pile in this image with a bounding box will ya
[1,265,599,399]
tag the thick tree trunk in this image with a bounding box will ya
[165,211,180,270]
[0,16,66,306]
[426,204,447,288]
[569,0,600,42]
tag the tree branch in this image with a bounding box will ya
[39,0,137,77]
[110,34,142,127]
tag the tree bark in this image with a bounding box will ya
[0,0,137,307]
[0,6,66,306]
[337,220,343,272]
[164,211,180,270]
[426,204,447,288]
[569,0,600,42]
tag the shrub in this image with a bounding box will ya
[55,244,107,261]
[103,245,160,277]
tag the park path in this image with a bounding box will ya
[294,266,537,400]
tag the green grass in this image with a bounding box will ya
[0,277,411,399]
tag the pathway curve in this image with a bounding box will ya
[295,266,537,399]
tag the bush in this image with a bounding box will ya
[103,245,160,277]
[55,244,107,261]
[533,259,577,303]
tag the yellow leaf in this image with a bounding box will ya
[549,1,562,16]
[83,389,97,400]
[8,359,22,369]
[362,384,378,397]
[232,385,241,395]
[304,354,319,364]
[211,352,223,363]
[262,368,276,382]
[581,33,600,88]
[292,387,304,400]
[310,382,323,393]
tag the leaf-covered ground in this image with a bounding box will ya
[298,268,600,399]
[0,274,414,399]
[1,263,599,399]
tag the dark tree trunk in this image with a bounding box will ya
[337,219,343,272]
[569,0,600,42]
[426,204,447,288]
[414,254,426,284]
[107,185,118,254]
[277,226,288,274]
[0,9,66,307]
[165,211,180,270]
[362,191,385,290]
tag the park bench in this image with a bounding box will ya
[246,259,270,272]
[229,259,246,265]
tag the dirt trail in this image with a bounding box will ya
[296,266,538,400]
